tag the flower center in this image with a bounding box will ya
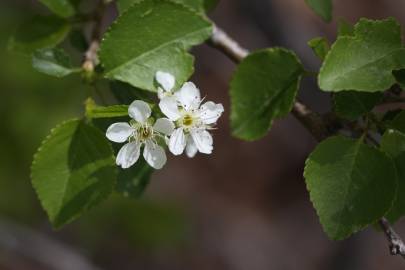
[138,125,153,141]
[182,114,194,127]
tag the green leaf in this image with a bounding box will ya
[99,0,213,91]
[308,37,330,61]
[230,48,304,140]
[38,0,75,18]
[117,0,218,13]
[381,129,405,158]
[116,159,154,198]
[203,0,219,11]
[305,0,332,22]
[319,18,405,92]
[8,16,71,55]
[32,48,80,77]
[381,129,405,222]
[304,136,397,240]
[110,81,155,104]
[393,69,405,89]
[333,91,383,121]
[31,119,117,228]
[337,18,354,36]
[69,30,88,52]
[390,110,405,133]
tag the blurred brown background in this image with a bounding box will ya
[1,0,405,269]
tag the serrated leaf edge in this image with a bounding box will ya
[303,136,396,240]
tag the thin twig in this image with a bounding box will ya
[379,218,405,258]
[208,26,249,62]
[208,24,405,260]
[82,0,106,72]
[291,101,329,141]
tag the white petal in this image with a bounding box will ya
[199,101,224,125]
[169,128,186,156]
[153,118,175,135]
[191,129,213,154]
[143,140,167,170]
[155,71,175,92]
[116,142,141,169]
[106,122,134,143]
[128,100,151,123]
[185,135,198,158]
[157,87,165,99]
[159,96,181,121]
[176,82,201,110]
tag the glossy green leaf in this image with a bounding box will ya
[304,136,397,240]
[381,129,405,222]
[305,0,332,22]
[308,37,329,61]
[8,16,71,54]
[117,0,218,13]
[319,18,405,92]
[333,91,382,121]
[31,119,117,228]
[38,0,75,18]
[116,159,154,198]
[99,0,213,91]
[32,48,80,77]
[230,48,304,140]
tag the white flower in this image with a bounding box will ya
[106,100,174,169]
[156,74,224,158]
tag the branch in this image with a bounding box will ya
[379,218,405,258]
[208,26,249,62]
[208,24,405,260]
[82,0,106,72]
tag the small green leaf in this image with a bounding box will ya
[381,129,405,222]
[38,0,75,18]
[381,129,405,158]
[305,0,332,22]
[100,0,213,91]
[304,136,397,240]
[393,69,405,89]
[337,18,354,36]
[230,48,304,140]
[86,104,130,119]
[308,37,330,60]
[116,159,154,198]
[319,18,405,92]
[31,119,117,228]
[333,91,382,121]
[390,110,405,133]
[117,0,218,13]
[382,109,402,122]
[8,16,71,55]
[32,48,80,77]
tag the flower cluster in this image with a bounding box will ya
[106,71,224,169]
